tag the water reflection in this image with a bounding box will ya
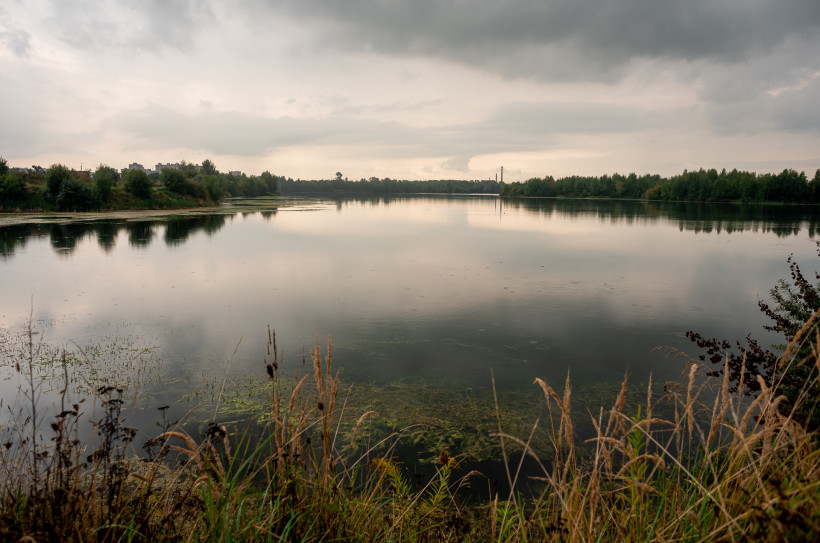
[500,198,820,237]
[50,224,88,256]
[3,199,819,259]
[164,215,229,246]
[2,195,818,466]
[0,215,234,258]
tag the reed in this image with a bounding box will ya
[0,315,818,541]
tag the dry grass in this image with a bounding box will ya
[1,316,819,541]
[491,322,820,542]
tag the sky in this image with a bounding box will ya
[1,0,819,182]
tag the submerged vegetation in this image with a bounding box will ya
[1,304,819,541]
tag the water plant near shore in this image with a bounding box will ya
[0,316,818,541]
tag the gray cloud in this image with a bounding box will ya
[483,102,642,135]
[0,24,31,58]
[770,75,820,133]
[45,0,213,53]
[110,98,650,163]
[110,104,433,156]
[253,0,820,81]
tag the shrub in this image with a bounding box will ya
[56,178,97,211]
[687,243,820,432]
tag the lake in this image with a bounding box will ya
[2,196,819,464]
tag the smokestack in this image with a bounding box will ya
[501,166,504,184]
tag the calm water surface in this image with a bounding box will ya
[2,196,819,454]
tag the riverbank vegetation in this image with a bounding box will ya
[501,167,820,204]
[6,156,820,211]
[0,158,280,212]
[2,294,820,540]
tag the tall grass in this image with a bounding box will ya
[1,316,819,541]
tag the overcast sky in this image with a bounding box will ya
[1,0,819,181]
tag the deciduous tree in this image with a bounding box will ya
[124,169,152,199]
[94,165,119,204]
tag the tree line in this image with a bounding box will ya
[0,157,281,212]
[279,173,501,195]
[501,168,820,204]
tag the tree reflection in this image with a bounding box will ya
[49,223,88,256]
[502,198,820,238]
[127,221,155,249]
[95,222,118,253]
[1,201,819,261]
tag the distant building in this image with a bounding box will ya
[156,162,202,174]
[229,170,242,177]
[156,162,179,174]
[125,163,146,172]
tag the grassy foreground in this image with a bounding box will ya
[1,322,819,542]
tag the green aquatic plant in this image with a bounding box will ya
[1,317,819,541]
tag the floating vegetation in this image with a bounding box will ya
[0,319,160,401]
[208,364,652,465]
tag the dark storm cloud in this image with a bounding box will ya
[256,0,820,80]
[46,0,212,53]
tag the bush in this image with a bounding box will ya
[687,243,820,432]
[56,178,97,211]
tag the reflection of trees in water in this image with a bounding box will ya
[127,221,155,248]
[202,214,227,236]
[0,201,818,259]
[95,222,118,253]
[164,215,228,246]
[0,214,238,258]
[49,224,90,256]
[0,224,38,259]
[503,198,820,238]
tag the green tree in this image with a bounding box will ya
[45,164,74,200]
[201,159,217,175]
[0,172,28,205]
[809,169,820,204]
[200,174,225,201]
[0,157,8,176]
[123,169,152,199]
[160,168,190,194]
[94,165,119,204]
[260,171,278,194]
[56,178,96,211]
